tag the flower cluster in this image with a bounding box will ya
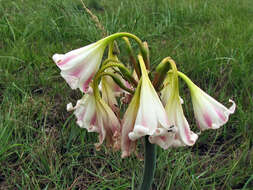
[52,33,236,158]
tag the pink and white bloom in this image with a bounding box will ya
[67,92,121,150]
[150,71,198,149]
[164,95,198,147]
[121,55,173,157]
[190,86,236,131]
[178,71,236,131]
[52,39,109,93]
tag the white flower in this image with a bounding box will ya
[191,88,236,131]
[121,55,172,157]
[158,69,198,148]
[52,39,108,93]
[178,71,236,131]
[67,93,121,150]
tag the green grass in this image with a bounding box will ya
[0,0,253,189]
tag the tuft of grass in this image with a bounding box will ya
[0,0,252,189]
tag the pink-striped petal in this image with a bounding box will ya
[52,41,107,93]
[190,85,236,131]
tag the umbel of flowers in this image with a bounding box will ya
[52,32,236,189]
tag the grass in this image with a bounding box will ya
[0,0,253,189]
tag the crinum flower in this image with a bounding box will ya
[178,71,236,131]
[67,90,97,132]
[52,38,110,93]
[67,90,121,150]
[121,55,174,157]
[150,60,198,148]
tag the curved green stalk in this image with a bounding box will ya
[122,37,141,78]
[103,32,146,55]
[177,71,195,88]
[100,62,138,87]
[99,72,134,94]
[139,136,156,190]
[153,57,179,92]
[101,32,149,68]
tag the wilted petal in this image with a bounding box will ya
[95,99,121,150]
[67,92,121,150]
[67,94,97,132]
[52,40,107,93]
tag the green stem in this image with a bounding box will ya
[102,32,148,67]
[177,71,195,88]
[122,37,141,79]
[100,62,138,87]
[99,72,134,94]
[153,57,179,93]
[139,136,156,190]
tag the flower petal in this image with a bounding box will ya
[165,96,198,146]
[67,94,97,132]
[52,41,107,93]
[121,83,141,158]
[95,99,121,151]
[190,85,236,131]
[129,56,171,140]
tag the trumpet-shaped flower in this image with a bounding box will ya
[67,92,121,150]
[121,55,172,157]
[178,71,236,131]
[52,39,109,93]
[156,69,198,148]
[164,95,198,147]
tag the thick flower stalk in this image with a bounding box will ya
[178,71,236,131]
